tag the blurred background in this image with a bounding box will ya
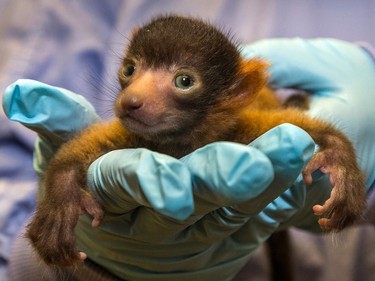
[0,0,374,280]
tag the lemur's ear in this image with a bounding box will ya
[218,58,269,111]
[238,58,269,95]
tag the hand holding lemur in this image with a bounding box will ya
[4,80,314,273]
[3,15,375,280]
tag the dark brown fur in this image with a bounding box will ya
[27,15,365,270]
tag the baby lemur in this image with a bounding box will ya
[27,15,365,267]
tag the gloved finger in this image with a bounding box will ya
[180,142,275,215]
[87,148,194,221]
[240,38,374,92]
[2,79,100,146]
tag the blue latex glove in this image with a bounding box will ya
[3,79,314,280]
[240,38,375,232]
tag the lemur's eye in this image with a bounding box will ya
[174,75,195,90]
[123,64,136,77]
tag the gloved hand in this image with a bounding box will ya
[3,79,314,280]
[240,38,375,232]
